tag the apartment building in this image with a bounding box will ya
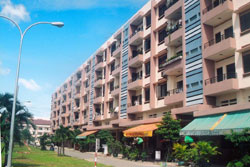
[51,0,250,138]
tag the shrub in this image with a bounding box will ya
[129,148,139,161]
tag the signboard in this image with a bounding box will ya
[96,138,100,150]
[124,131,153,137]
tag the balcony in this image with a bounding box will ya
[73,119,80,126]
[202,0,234,26]
[162,53,183,76]
[127,77,143,90]
[165,0,181,20]
[194,102,250,117]
[93,113,102,122]
[127,103,143,114]
[94,77,104,87]
[128,53,143,68]
[112,45,121,57]
[165,22,182,47]
[129,29,143,46]
[204,73,239,96]
[93,95,104,104]
[111,85,120,97]
[164,88,184,106]
[111,64,121,76]
[203,34,236,61]
[95,61,105,71]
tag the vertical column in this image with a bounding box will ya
[184,0,204,106]
[89,56,96,125]
[120,24,129,119]
[70,76,75,127]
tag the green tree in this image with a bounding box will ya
[55,125,72,156]
[21,128,34,144]
[225,128,250,167]
[0,93,35,166]
[156,112,181,161]
[69,129,81,149]
[39,133,50,150]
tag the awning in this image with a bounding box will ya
[76,130,97,139]
[180,110,250,136]
[123,123,159,137]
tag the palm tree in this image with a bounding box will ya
[69,129,81,149]
[0,93,35,166]
[55,125,72,156]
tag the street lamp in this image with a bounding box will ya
[0,15,64,167]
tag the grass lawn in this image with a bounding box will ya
[1,145,111,167]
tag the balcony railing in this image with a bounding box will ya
[130,26,143,38]
[130,49,143,59]
[202,0,231,15]
[166,22,182,36]
[110,64,120,74]
[204,33,234,49]
[166,88,183,96]
[128,75,142,84]
[94,76,104,82]
[159,51,183,68]
[127,101,142,107]
[166,0,179,10]
[94,94,103,98]
[204,73,237,85]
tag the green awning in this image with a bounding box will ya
[180,110,250,136]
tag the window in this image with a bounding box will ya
[158,83,167,99]
[158,54,167,70]
[159,3,166,19]
[145,88,150,102]
[158,27,167,44]
[144,37,151,52]
[224,26,233,39]
[243,51,250,74]
[145,61,150,76]
[240,10,250,34]
[39,127,43,130]
[146,14,151,28]
[215,32,221,43]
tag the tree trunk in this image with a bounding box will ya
[57,145,59,156]
[62,141,65,155]
[4,144,8,167]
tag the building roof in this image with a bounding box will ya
[32,119,51,125]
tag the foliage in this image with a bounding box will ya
[21,128,34,144]
[78,134,96,152]
[191,141,220,167]
[225,128,250,167]
[141,151,148,161]
[128,147,139,161]
[227,154,250,167]
[54,125,72,155]
[0,93,35,166]
[96,130,114,144]
[173,143,190,162]
[156,112,181,160]
[109,140,123,156]
[173,141,220,167]
[39,133,50,150]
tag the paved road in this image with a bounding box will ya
[61,148,173,167]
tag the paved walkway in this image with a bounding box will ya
[60,147,177,167]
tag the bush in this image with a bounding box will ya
[227,154,250,167]
[173,141,220,167]
[129,148,139,161]
[141,151,148,161]
[109,140,123,157]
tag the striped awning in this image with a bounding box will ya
[180,110,250,136]
[123,123,159,137]
[76,130,97,139]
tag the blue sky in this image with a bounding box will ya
[0,0,148,119]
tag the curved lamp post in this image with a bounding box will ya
[0,15,64,167]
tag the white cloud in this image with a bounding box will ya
[0,61,10,76]
[19,78,41,91]
[0,0,30,23]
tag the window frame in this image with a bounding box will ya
[239,10,250,36]
[242,51,250,77]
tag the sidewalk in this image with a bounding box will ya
[61,147,178,167]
